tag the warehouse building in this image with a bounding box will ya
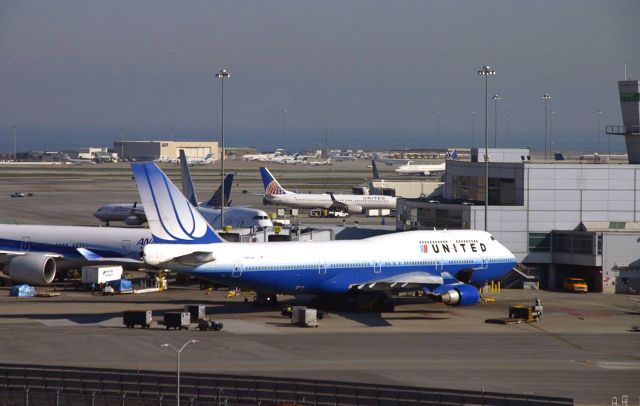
[113,141,218,161]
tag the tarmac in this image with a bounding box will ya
[0,161,639,405]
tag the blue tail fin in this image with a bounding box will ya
[259,167,289,195]
[204,174,234,207]
[131,163,223,244]
[371,159,380,180]
[178,149,198,206]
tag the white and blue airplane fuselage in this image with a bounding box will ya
[133,163,516,306]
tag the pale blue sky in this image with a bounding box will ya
[1,1,639,152]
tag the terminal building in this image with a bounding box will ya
[397,80,640,294]
[113,140,219,161]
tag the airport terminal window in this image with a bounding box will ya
[528,232,551,252]
[453,175,516,205]
[597,235,603,255]
[552,232,595,255]
[416,207,463,229]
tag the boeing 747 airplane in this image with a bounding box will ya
[260,167,396,213]
[129,163,516,308]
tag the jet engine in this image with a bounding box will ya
[6,254,57,285]
[440,284,480,306]
[125,215,145,226]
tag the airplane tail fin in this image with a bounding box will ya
[179,150,198,206]
[371,159,380,180]
[446,150,458,160]
[204,173,234,207]
[259,167,290,195]
[130,163,223,244]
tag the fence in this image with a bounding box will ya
[0,363,573,406]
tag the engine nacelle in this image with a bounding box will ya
[125,215,145,226]
[346,204,363,214]
[7,254,57,285]
[440,284,480,306]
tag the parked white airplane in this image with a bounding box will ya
[242,149,286,162]
[304,157,332,166]
[395,161,446,176]
[62,153,96,165]
[126,162,516,308]
[176,153,216,166]
[372,152,410,166]
[260,167,396,213]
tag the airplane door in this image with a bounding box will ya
[374,261,382,274]
[21,237,31,251]
[480,256,488,270]
[435,260,443,272]
[318,260,326,276]
[122,240,131,249]
[232,261,243,278]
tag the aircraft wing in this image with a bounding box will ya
[351,271,444,292]
[0,250,62,258]
[76,248,143,264]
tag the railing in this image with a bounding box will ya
[0,362,574,406]
[606,124,640,135]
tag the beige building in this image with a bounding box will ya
[113,141,219,161]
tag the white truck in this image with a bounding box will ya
[81,265,123,285]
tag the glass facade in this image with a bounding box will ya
[529,232,599,255]
[452,175,516,205]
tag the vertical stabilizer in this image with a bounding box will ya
[131,163,223,244]
[179,150,198,206]
[371,159,380,180]
[204,174,234,207]
[259,167,290,195]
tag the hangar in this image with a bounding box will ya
[113,140,219,161]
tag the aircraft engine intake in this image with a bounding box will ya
[7,254,57,285]
[346,204,363,214]
[440,284,480,306]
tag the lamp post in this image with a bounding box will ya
[550,110,554,155]
[471,111,476,147]
[478,66,495,232]
[12,126,16,161]
[491,95,501,147]
[506,111,511,144]
[596,110,602,154]
[160,340,198,406]
[542,93,551,160]
[436,111,442,147]
[282,109,287,150]
[120,127,126,162]
[216,69,230,229]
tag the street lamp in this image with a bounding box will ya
[282,109,287,150]
[506,111,511,143]
[491,95,501,148]
[542,93,551,160]
[436,111,442,147]
[471,111,476,147]
[216,69,230,229]
[160,340,199,406]
[596,110,602,154]
[550,110,554,155]
[478,66,495,232]
[12,126,16,161]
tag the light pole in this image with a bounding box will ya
[436,111,442,148]
[12,126,16,161]
[506,111,511,144]
[491,95,500,147]
[478,66,495,232]
[471,111,476,147]
[120,127,126,162]
[550,110,554,155]
[170,127,174,142]
[216,69,230,230]
[542,93,551,160]
[282,109,287,150]
[596,110,602,154]
[160,340,198,406]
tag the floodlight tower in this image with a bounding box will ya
[477,66,495,231]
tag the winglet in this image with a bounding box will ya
[77,248,103,261]
[131,163,224,244]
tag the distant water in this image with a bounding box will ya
[0,126,628,155]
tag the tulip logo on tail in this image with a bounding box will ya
[131,163,222,244]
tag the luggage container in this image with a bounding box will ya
[291,306,319,327]
[164,312,191,330]
[108,279,133,293]
[123,310,152,328]
[81,266,123,285]
[185,304,206,322]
